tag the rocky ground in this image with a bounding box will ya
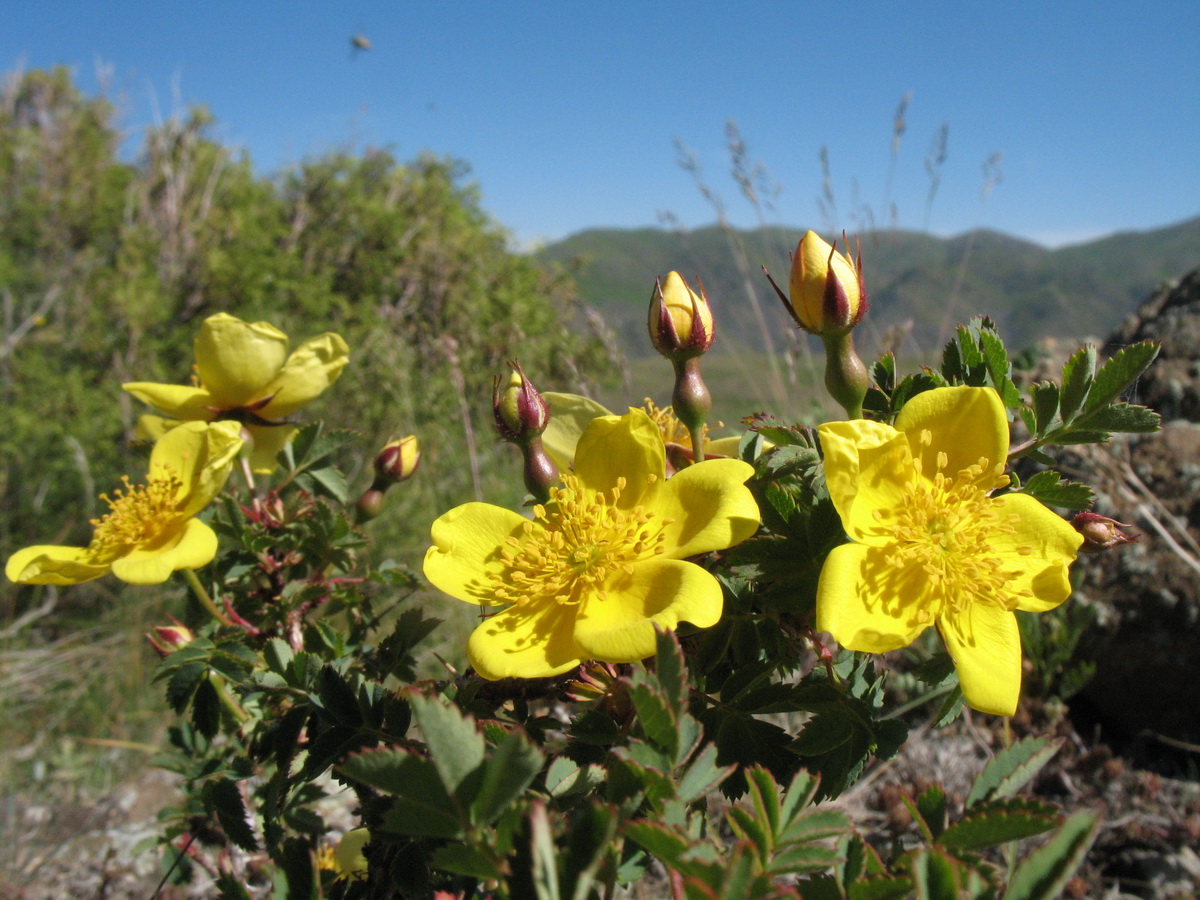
[4,270,1199,899]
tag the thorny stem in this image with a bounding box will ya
[183,568,233,626]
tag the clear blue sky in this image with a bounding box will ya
[7,1,1198,249]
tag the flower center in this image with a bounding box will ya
[641,398,720,447]
[489,474,669,608]
[89,474,184,552]
[882,432,1028,628]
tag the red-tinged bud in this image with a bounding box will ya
[649,271,714,360]
[493,360,549,444]
[147,619,195,657]
[375,435,421,484]
[764,230,866,336]
[1073,512,1141,554]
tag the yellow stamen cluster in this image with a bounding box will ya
[641,398,721,447]
[490,475,668,608]
[89,474,184,552]
[882,434,1027,629]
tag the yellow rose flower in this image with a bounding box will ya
[123,312,349,473]
[816,386,1083,715]
[6,421,244,586]
[540,393,743,475]
[423,409,760,679]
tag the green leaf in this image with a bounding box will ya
[203,777,258,851]
[279,837,317,900]
[939,797,1060,850]
[1002,810,1099,900]
[339,748,463,838]
[1084,340,1160,412]
[675,743,734,805]
[1059,346,1096,421]
[408,692,486,795]
[432,843,504,880]
[915,784,947,840]
[769,843,843,875]
[1078,403,1160,433]
[191,676,221,740]
[909,847,960,900]
[1016,471,1094,510]
[967,737,1061,808]
[1030,382,1059,434]
[622,820,690,865]
[629,682,677,759]
[652,626,687,712]
[316,665,361,728]
[849,875,916,900]
[472,729,543,826]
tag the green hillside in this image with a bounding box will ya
[537,218,1200,361]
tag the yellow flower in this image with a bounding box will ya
[540,393,742,474]
[423,409,760,679]
[6,421,244,586]
[123,313,349,473]
[816,386,1082,715]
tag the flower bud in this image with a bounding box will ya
[374,435,421,484]
[648,271,714,359]
[1072,512,1140,554]
[765,231,865,335]
[493,361,549,444]
[146,619,195,657]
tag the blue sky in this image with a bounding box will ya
[6,1,1198,249]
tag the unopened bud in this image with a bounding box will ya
[649,272,714,359]
[147,619,195,657]
[494,361,549,443]
[765,230,866,336]
[375,435,421,483]
[1072,512,1140,554]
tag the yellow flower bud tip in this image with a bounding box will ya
[493,360,549,442]
[1072,511,1140,554]
[375,435,421,483]
[764,231,866,335]
[649,271,714,358]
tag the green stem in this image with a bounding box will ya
[881,681,955,720]
[211,673,249,725]
[182,568,232,627]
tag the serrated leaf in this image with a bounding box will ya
[979,329,1010,384]
[793,712,854,756]
[873,353,897,394]
[778,808,849,846]
[408,692,486,795]
[909,846,960,900]
[204,777,258,851]
[1079,403,1160,433]
[191,676,221,739]
[1030,382,1059,434]
[850,875,916,900]
[263,638,293,676]
[629,683,677,758]
[472,729,542,826]
[967,737,1061,808]
[916,784,947,840]
[676,743,734,804]
[1002,810,1098,900]
[769,843,843,875]
[652,627,687,711]
[316,665,361,727]
[297,464,349,502]
[745,765,781,834]
[279,837,317,900]
[165,662,206,713]
[1085,341,1160,412]
[939,797,1059,850]
[342,749,462,839]
[1059,346,1096,421]
[623,820,690,864]
[726,806,771,860]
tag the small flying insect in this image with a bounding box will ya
[350,33,372,56]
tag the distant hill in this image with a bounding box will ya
[536,217,1200,359]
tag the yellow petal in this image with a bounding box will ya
[990,493,1082,612]
[260,332,350,419]
[703,435,744,459]
[110,518,218,585]
[5,544,112,585]
[194,313,290,408]
[572,409,665,508]
[541,392,613,472]
[149,421,243,515]
[136,414,180,442]
[895,386,1008,483]
[938,603,1023,716]
[816,543,933,652]
[818,420,912,545]
[654,458,759,558]
[122,382,216,420]
[423,502,532,605]
[244,423,297,475]
[573,558,724,662]
[467,602,584,679]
